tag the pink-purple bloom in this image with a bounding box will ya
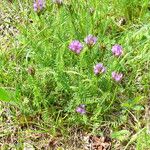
[94,63,106,75]
[76,104,86,114]
[112,72,123,82]
[69,40,83,54]
[33,0,44,12]
[112,44,123,57]
[84,34,97,47]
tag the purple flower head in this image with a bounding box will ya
[112,71,123,82]
[84,34,97,47]
[94,63,106,75]
[69,40,83,54]
[52,0,63,5]
[76,104,86,114]
[33,0,44,12]
[112,44,123,57]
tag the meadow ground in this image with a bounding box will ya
[0,0,150,149]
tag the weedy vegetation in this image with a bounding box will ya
[0,0,150,149]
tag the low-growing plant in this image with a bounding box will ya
[0,0,150,149]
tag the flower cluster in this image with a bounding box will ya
[33,0,45,12]
[69,34,97,54]
[33,0,64,12]
[112,44,123,57]
[76,104,86,114]
[94,63,106,75]
[112,72,123,82]
[69,40,83,54]
[84,34,97,47]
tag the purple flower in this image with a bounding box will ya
[33,0,44,12]
[112,72,123,82]
[84,34,97,47]
[112,44,123,57]
[69,40,83,54]
[52,0,63,5]
[94,63,106,75]
[76,104,86,114]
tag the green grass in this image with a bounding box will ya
[0,0,150,149]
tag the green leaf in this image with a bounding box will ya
[132,96,144,105]
[121,96,144,109]
[133,105,144,111]
[0,88,11,102]
[111,130,131,141]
